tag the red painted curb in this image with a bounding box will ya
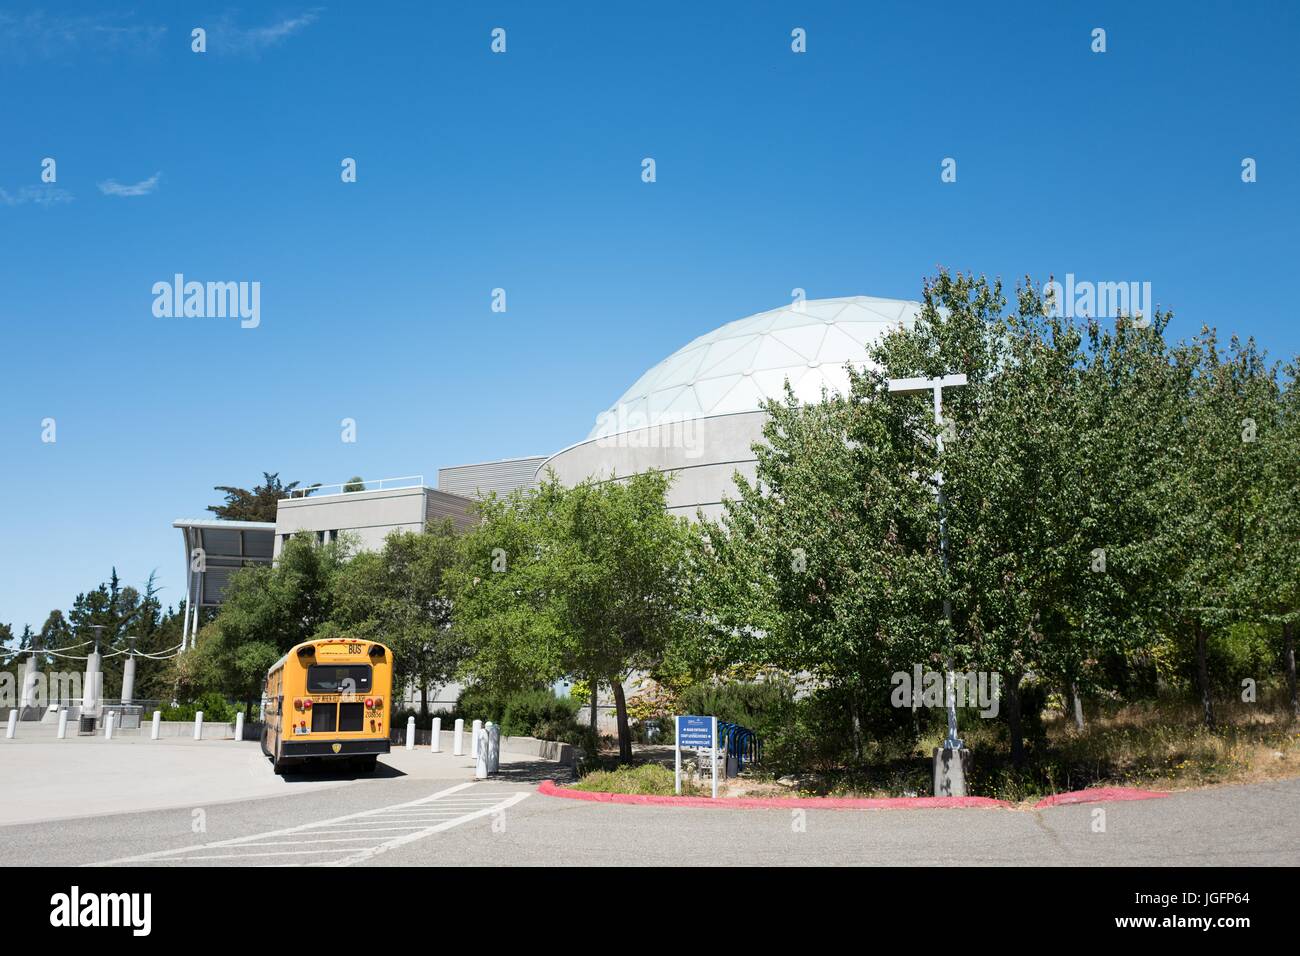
[537,779,1011,810]
[1033,787,1170,809]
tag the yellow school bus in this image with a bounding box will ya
[260,638,393,775]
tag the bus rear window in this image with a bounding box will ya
[306,665,373,694]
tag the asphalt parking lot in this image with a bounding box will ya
[2,738,1297,866]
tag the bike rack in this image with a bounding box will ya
[717,721,761,771]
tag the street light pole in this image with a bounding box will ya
[888,374,967,759]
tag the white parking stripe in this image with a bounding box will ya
[236,839,379,846]
[92,783,529,867]
[175,858,361,863]
[325,791,530,867]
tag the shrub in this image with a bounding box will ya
[449,685,583,742]
[162,691,242,723]
[501,688,580,738]
[451,683,511,725]
[569,762,701,796]
[679,680,795,726]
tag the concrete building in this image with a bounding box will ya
[174,478,479,647]
[271,479,478,558]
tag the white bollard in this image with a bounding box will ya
[430,716,441,752]
[150,710,161,740]
[471,719,483,764]
[475,722,489,779]
[104,711,115,739]
[234,711,244,742]
[453,718,465,756]
[406,715,416,751]
[57,709,69,739]
[5,710,16,739]
[193,710,204,740]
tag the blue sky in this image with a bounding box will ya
[1,1,1297,635]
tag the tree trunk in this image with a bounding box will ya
[849,690,863,761]
[1070,680,1085,731]
[1284,621,1297,721]
[1005,673,1026,768]
[611,677,632,764]
[1195,623,1216,730]
[419,681,429,719]
[589,675,599,739]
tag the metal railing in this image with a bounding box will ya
[286,475,424,499]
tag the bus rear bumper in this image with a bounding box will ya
[281,739,392,758]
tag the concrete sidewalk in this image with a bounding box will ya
[0,738,556,827]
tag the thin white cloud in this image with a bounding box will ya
[209,9,321,56]
[0,12,166,61]
[0,185,74,206]
[98,173,161,197]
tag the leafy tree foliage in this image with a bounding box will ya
[193,535,348,705]
[448,472,696,762]
[694,378,944,758]
[324,522,463,715]
[703,269,1297,769]
[207,472,314,522]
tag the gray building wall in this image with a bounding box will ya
[273,486,476,557]
[438,456,547,499]
[538,410,766,521]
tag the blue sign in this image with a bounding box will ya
[677,715,714,749]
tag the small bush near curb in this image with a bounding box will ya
[570,762,703,796]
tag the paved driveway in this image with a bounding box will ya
[1,739,1295,866]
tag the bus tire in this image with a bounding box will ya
[356,755,378,774]
[272,756,287,775]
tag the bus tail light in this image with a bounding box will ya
[304,698,313,709]
[374,697,383,709]
[293,698,303,711]
[365,698,374,709]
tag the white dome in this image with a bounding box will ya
[588,295,921,439]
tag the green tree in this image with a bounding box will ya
[1163,332,1278,728]
[1053,310,1188,725]
[1256,360,1300,718]
[195,534,349,705]
[700,270,1219,767]
[208,472,314,522]
[449,473,696,762]
[326,522,463,716]
[696,377,943,758]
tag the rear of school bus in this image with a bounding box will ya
[264,638,393,774]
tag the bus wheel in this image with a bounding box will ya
[355,756,378,774]
[272,757,287,776]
